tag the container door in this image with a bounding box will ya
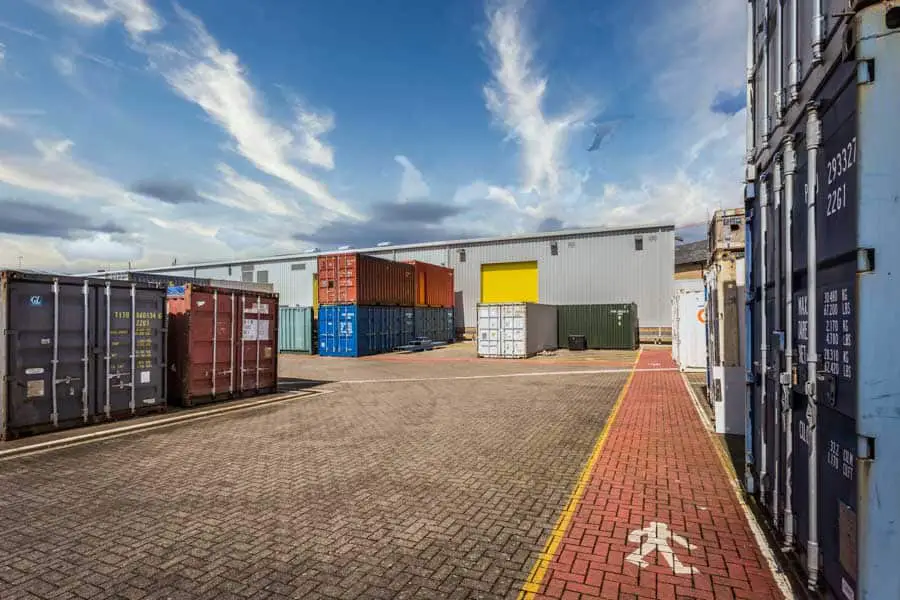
[476,305,500,357]
[95,284,167,417]
[236,294,277,393]
[4,279,93,431]
[417,271,426,305]
[502,304,527,357]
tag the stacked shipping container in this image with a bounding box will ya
[317,253,416,356]
[405,260,455,344]
[744,3,900,598]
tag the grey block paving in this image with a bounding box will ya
[0,362,626,599]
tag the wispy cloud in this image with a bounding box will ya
[394,155,430,201]
[0,138,128,201]
[52,0,163,39]
[147,5,358,219]
[0,42,5,66]
[482,0,589,199]
[0,20,50,41]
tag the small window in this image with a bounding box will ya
[256,270,269,284]
[550,241,558,256]
[291,263,306,271]
[241,271,253,283]
[458,249,466,263]
[634,237,644,251]
[241,264,254,273]
[567,241,576,248]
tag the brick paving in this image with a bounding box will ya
[522,348,781,600]
[0,360,628,600]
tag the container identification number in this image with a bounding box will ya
[825,137,857,218]
[826,439,855,481]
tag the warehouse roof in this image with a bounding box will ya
[675,240,709,266]
[77,222,675,276]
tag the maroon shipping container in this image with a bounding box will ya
[167,284,278,407]
[402,260,455,308]
[317,253,415,306]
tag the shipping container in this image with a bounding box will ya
[671,290,706,370]
[318,304,414,357]
[1,271,167,440]
[476,303,557,358]
[278,306,314,353]
[704,253,746,435]
[167,285,278,406]
[743,3,900,598]
[413,307,455,343]
[317,253,415,306]
[555,304,639,350]
[402,260,455,308]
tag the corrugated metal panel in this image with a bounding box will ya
[556,304,638,350]
[278,306,313,353]
[413,307,454,342]
[480,261,538,303]
[451,228,674,332]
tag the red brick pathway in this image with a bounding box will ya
[522,348,783,600]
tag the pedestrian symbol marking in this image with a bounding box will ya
[625,521,699,575]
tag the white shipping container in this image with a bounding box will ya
[476,303,558,358]
[671,290,707,370]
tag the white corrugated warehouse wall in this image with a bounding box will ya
[84,226,675,329]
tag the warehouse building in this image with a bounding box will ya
[85,224,676,338]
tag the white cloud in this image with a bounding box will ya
[483,0,590,199]
[0,42,5,66]
[149,6,359,219]
[207,163,299,217]
[0,138,129,201]
[394,155,430,201]
[53,0,162,39]
[0,114,14,129]
[56,232,143,262]
[53,54,76,77]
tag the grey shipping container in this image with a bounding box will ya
[476,303,557,358]
[1,271,167,440]
[556,304,639,350]
[413,307,455,343]
[743,3,900,598]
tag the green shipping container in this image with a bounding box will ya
[556,303,639,350]
[278,306,314,353]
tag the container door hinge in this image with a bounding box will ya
[858,436,875,461]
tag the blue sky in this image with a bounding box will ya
[0,0,746,271]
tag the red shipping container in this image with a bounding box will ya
[317,253,415,306]
[167,284,279,407]
[402,260,455,308]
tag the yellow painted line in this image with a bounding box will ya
[517,347,643,599]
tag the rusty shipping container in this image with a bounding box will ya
[317,253,415,306]
[166,284,278,407]
[402,260,455,308]
[1,271,167,440]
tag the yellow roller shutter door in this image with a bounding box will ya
[480,261,538,303]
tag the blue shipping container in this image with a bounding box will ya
[318,305,414,357]
[278,306,314,353]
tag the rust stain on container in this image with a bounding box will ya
[402,260,455,308]
[317,253,414,306]
[167,284,279,407]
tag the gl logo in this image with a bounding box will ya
[29,296,43,307]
